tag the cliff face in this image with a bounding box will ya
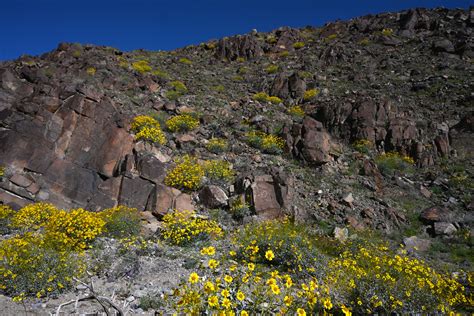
[0,7,473,234]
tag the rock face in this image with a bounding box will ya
[215,34,264,61]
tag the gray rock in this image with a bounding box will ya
[333,227,349,242]
[199,185,228,208]
[434,222,457,236]
[403,236,431,252]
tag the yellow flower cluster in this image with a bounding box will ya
[325,244,468,314]
[203,160,235,182]
[253,92,282,104]
[293,41,306,49]
[0,166,5,178]
[303,88,320,101]
[375,151,415,175]
[86,67,96,75]
[132,60,152,73]
[165,114,200,133]
[246,131,285,154]
[165,155,204,190]
[179,57,192,65]
[130,115,166,145]
[206,138,229,153]
[288,105,305,118]
[10,202,58,230]
[353,139,373,154]
[161,210,223,245]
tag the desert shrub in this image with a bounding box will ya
[130,115,166,145]
[45,208,105,251]
[375,151,414,176]
[246,131,285,154]
[165,114,200,132]
[152,68,170,80]
[0,166,4,178]
[100,206,141,238]
[166,80,188,100]
[236,57,246,63]
[231,219,319,272]
[325,244,468,314]
[206,138,229,153]
[0,232,85,302]
[266,35,277,44]
[205,42,216,50]
[279,50,289,57]
[10,202,59,230]
[179,57,192,65]
[233,75,244,82]
[293,41,305,49]
[238,66,249,74]
[353,139,373,154]
[132,60,152,73]
[165,156,204,190]
[303,88,320,101]
[381,28,394,36]
[229,198,251,220]
[253,92,269,102]
[359,38,370,46]
[298,71,312,79]
[213,85,225,93]
[86,67,96,75]
[325,34,338,41]
[161,210,223,245]
[0,205,14,234]
[265,65,279,74]
[288,105,305,119]
[267,96,282,104]
[203,160,235,182]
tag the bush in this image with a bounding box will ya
[86,67,96,75]
[353,139,373,154]
[381,28,394,36]
[0,166,4,178]
[0,232,85,302]
[266,96,282,104]
[166,80,188,100]
[253,92,282,104]
[165,156,205,190]
[279,50,289,58]
[265,65,279,74]
[130,115,166,145]
[206,138,229,154]
[179,57,192,65]
[0,205,14,234]
[10,202,58,230]
[229,198,251,220]
[161,210,223,245]
[288,105,305,119]
[203,160,235,182]
[132,60,152,73]
[165,114,200,133]
[246,131,285,154]
[375,152,414,176]
[293,42,305,49]
[152,68,170,80]
[45,208,105,251]
[359,38,370,46]
[303,88,320,101]
[100,206,141,238]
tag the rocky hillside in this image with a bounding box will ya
[0,6,473,314]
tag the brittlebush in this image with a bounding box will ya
[131,115,167,145]
[165,156,204,190]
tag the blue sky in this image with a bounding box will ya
[1,0,472,60]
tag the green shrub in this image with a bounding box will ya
[165,156,204,190]
[353,139,373,154]
[203,160,235,182]
[86,67,96,75]
[206,138,229,153]
[253,92,269,102]
[267,96,282,104]
[165,114,200,132]
[303,88,320,101]
[166,81,188,100]
[179,57,192,65]
[279,50,289,57]
[152,68,170,80]
[100,206,141,238]
[381,28,394,36]
[265,65,279,74]
[375,152,414,176]
[359,38,370,46]
[0,166,4,178]
[293,41,305,49]
[229,198,251,220]
[132,60,152,73]
[246,131,285,154]
[130,115,166,145]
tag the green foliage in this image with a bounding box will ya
[206,138,229,154]
[100,206,141,239]
[152,68,170,80]
[266,35,277,44]
[165,114,200,132]
[86,67,96,75]
[293,41,305,49]
[132,60,152,73]
[0,166,4,178]
[179,57,192,65]
[359,38,370,46]
[381,28,394,36]
[253,92,282,104]
[166,80,188,100]
[229,198,251,220]
[203,160,235,182]
[267,96,282,104]
[246,131,285,154]
[161,210,223,245]
[288,105,305,119]
[236,57,246,63]
[353,139,373,154]
[265,65,279,74]
[375,152,414,176]
[279,50,289,57]
[303,88,320,101]
[165,156,204,190]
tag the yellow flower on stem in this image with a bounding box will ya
[188,272,199,284]
[265,249,275,261]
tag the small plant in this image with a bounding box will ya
[381,28,394,36]
[206,138,229,153]
[132,60,152,73]
[0,205,14,234]
[266,96,282,104]
[238,66,249,74]
[279,50,289,58]
[213,85,225,93]
[178,57,192,65]
[165,114,200,133]
[10,202,58,231]
[266,35,277,44]
[203,160,235,182]
[130,115,166,145]
[205,42,216,50]
[325,34,338,41]
[152,68,170,80]
[293,41,305,49]
[86,67,96,75]
[0,166,4,178]
[165,156,204,190]
[303,88,320,101]
[253,92,269,102]
[100,206,141,238]
[265,65,279,74]
[165,80,188,100]
[375,151,414,176]
[161,210,223,245]
[288,105,305,118]
[229,198,251,220]
[359,38,370,46]
[246,131,285,154]
[353,139,373,154]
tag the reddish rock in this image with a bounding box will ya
[151,185,174,218]
[118,176,155,211]
[174,193,195,212]
[9,174,33,188]
[420,205,448,224]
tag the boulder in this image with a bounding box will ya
[433,39,455,53]
[403,236,431,252]
[118,176,155,211]
[420,205,448,224]
[434,222,457,236]
[199,185,228,208]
